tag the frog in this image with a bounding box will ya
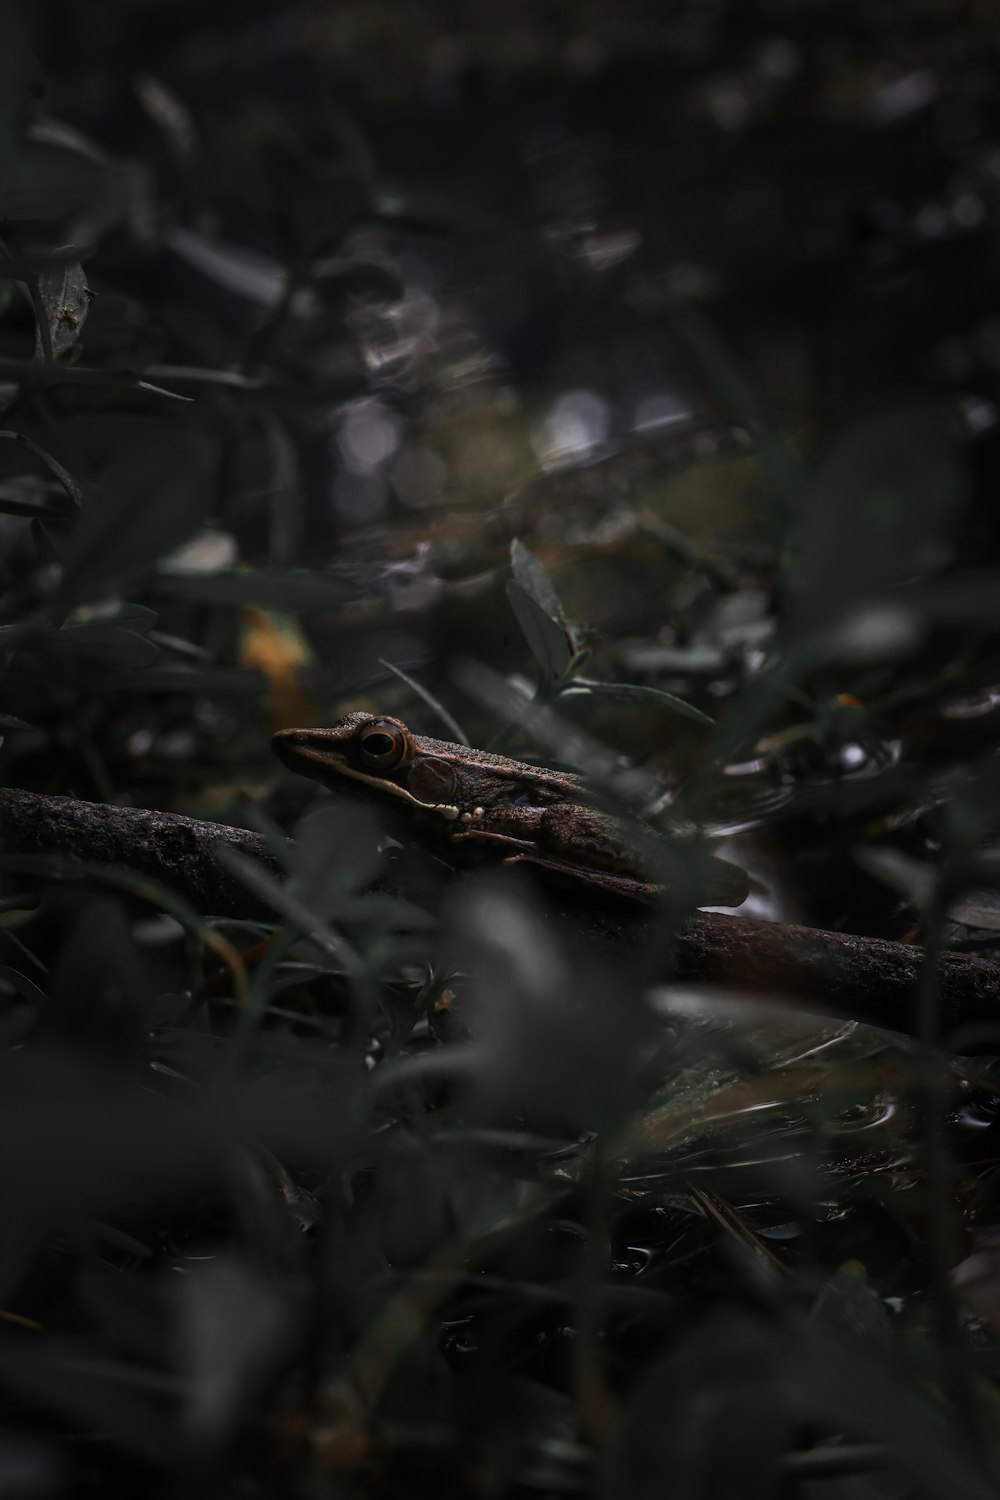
[273,712,748,908]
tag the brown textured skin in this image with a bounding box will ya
[272,716,749,907]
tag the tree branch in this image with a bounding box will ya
[0,787,284,922]
[1,787,997,1044]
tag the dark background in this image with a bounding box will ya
[3,3,1000,1497]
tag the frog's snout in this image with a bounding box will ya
[272,727,306,764]
[271,727,331,773]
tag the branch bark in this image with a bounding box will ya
[1,787,997,1044]
[0,787,284,922]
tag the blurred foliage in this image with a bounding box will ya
[5,0,1000,1496]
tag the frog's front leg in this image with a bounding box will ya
[538,805,749,908]
[451,805,746,907]
[450,805,656,902]
[450,803,625,866]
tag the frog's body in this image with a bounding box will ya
[273,712,748,908]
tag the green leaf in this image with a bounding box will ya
[152,568,359,609]
[670,303,800,515]
[132,377,192,402]
[0,356,192,399]
[506,579,572,694]
[0,485,75,518]
[41,624,160,671]
[3,619,161,670]
[636,516,740,590]
[0,964,47,1007]
[0,428,85,506]
[559,679,716,728]
[290,802,385,918]
[57,429,219,608]
[335,893,438,930]
[213,845,361,975]
[789,404,966,639]
[0,1345,183,1466]
[0,621,41,645]
[105,603,159,634]
[33,257,90,359]
[92,666,265,695]
[613,1309,788,1500]
[510,537,563,619]
[785,1322,998,1500]
[377,658,470,745]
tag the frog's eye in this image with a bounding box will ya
[356,718,407,770]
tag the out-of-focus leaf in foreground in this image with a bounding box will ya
[57,429,219,609]
[788,404,966,641]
